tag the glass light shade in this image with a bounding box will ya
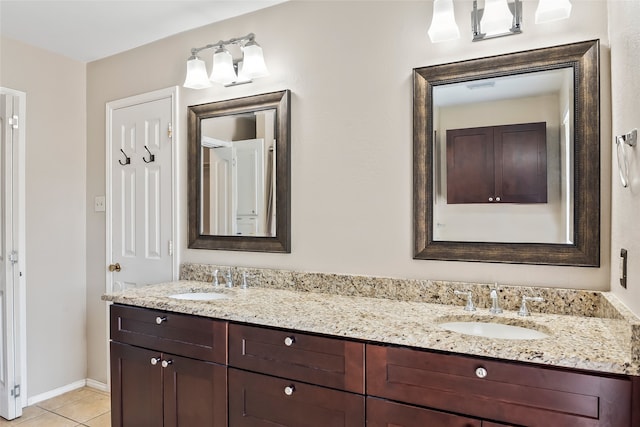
[210,48,237,84]
[535,0,572,24]
[428,0,460,43]
[241,42,269,79]
[481,0,514,36]
[183,56,212,89]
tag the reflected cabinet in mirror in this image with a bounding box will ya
[188,90,290,252]
[414,40,599,266]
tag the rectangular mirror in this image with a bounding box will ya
[188,90,290,252]
[414,41,599,266]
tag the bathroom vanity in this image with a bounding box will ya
[104,278,640,426]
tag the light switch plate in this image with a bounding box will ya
[94,196,106,212]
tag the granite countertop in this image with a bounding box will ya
[102,280,640,376]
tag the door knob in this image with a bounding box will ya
[108,263,121,272]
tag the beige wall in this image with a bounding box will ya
[0,37,87,397]
[609,1,640,314]
[85,0,612,384]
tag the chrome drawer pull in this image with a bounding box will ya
[475,367,488,378]
[155,316,167,325]
[284,385,295,396]
[150,357,160,366]
[284,336,295,346]
[161,360,173,368]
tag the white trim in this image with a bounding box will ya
[26,380,86,406]
[0,87,28,410]
[104,86,179,388]
[85,378,109,393]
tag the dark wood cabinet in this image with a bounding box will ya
[367,344,632,426]
[447,122,547,204]
[228,323,364,393]
[367,397,482,427]
[110,305,228,427]
[228,368,365,426]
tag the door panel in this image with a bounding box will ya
[109,96,173,290]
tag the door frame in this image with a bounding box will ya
[104,86,180,384]
[0,87,27,412]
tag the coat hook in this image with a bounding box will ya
[118,148,131,166]
[143,145,155,163]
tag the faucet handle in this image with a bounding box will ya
[489,289,503,314]
[212,269,220,287]
[454,290,476,312]
[241,271,249,289]
[226,267,233,288]
[518,296,544,316]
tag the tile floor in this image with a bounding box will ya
[0,387,110,427]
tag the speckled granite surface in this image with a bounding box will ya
[103,277,640,376]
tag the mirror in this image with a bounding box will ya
[413,40,599,266]
[188,90,290,252]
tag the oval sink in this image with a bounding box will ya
[168,292,229,301]
[439,321,549,340]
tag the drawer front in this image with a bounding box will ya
[367,397,482,427]
[366,344,632,427]
[110,304,227,363]
[229,368,365,426]
[229,323,364,393]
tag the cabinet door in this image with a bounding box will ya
[111,342,163,427]
[446,126,495,204]
[367,397,481,427]
[494,122,547,203]
[163,354,227,427]
[229,368,365,426]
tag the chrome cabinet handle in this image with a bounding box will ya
[475,367,488,378]
[150,357,160,366]
[488,197,493,202]
[284,336,295,346]
[155,316,167,325]
[496,196,501,202]
[161,360,173,368]
[284,385,295,396]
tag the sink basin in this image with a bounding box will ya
[168,292,229,301]
[439,321,549,340]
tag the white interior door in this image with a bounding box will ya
[0,89,25,420]
[107,92,175,291]
[206,146,233,235]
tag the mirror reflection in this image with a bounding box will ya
[432,68,574,244]
[188,90,290,253]
[413,40,600,266]
[200,110,277,237]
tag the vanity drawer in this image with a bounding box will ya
[110,304,227,363]
[228,323,365,393]
[228,368,365,426]
[367,397,482,427]
[366,344,632,427]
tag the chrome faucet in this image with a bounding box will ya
[518,296,544,316]
[224,267,233,288]
[212,269,220,287]
[489,287,503,314]
[241,271,249,289]
[454,290,476,311]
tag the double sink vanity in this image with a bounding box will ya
[103,263,640,427]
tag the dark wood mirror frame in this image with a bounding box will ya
[413,40,600,266]
[188,90,291,252]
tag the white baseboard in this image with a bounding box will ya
[26,378,109,406]
[85,378,109,393]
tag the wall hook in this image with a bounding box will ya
[143,145,155,163]
[118,148,131,166]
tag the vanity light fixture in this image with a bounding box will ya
[429,0,573,43]
[183,33,269,89]
[472,0,522,41]
[428,0,460,43]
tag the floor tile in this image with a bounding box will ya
[83,412,111,427]
[10,412,78,427]
[51,394,110,424]
[37,388,100,411]
[0,405,47,425]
